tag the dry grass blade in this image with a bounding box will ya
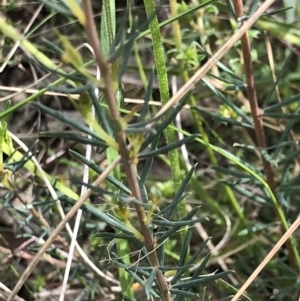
[230,214,300,301]
[0,4,44,72]
[6,152,124,301]
[0,282,25,301]
[59,42,99,301]
[8,131,120,285]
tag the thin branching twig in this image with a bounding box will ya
[81,1,173,300]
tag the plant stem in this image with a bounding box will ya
[233,0,300,270]
[144,0,186,247]
[101,1,134,298]
[82,1,172,300]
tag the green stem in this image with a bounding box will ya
[143,0,186,247]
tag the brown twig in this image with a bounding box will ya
[81,1,172,300]
[232,0,296,268]
[232,0,277,190]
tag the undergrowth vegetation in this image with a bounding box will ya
[0,0,300,300]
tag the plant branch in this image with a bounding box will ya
[232,0,300,270]
[144,0,185,250]
[233,0,276,190]
[81,1,172,300]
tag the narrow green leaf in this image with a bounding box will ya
[225,182,269,205]
[139,135,198,159]
[192,252,213,280]
[171,239,210,284]
[117,17,138,81]
[158,265,194,271]
[140,93,190,151]
[126,116,161,128]
[69,176,133,204]
[39,83,92,94]
[112,258,160,298]
[145,269,156,300]
[38,0,71,15]
[171,289,199,298]
[40,132,107,148]
[140,136,160,186]
[212,166,252,179]
[89,89,113,135]
[238,222,276,236]
[70,150,131,194]
[139,67,155,121]
[263,112,300,119]
[261,149,278,167]
[41,38,64,56]
[173,270,233,289]
[165,164,197,219]
[32,102,107,144]
[202,78,252,124]
[178,227,193,267]
[125,127,156,134]
[223,0,236,18]
[9,142,38,172]
[158,193,190,217]
[263,52,293,106]
[59,197,133,235]
[192,106,252,128]
[29,56,86,82]
[152,216,205,227]
[249,0,260,16]
[263,6,295,18]
[157,207,200,243]
[95,233,136,240]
